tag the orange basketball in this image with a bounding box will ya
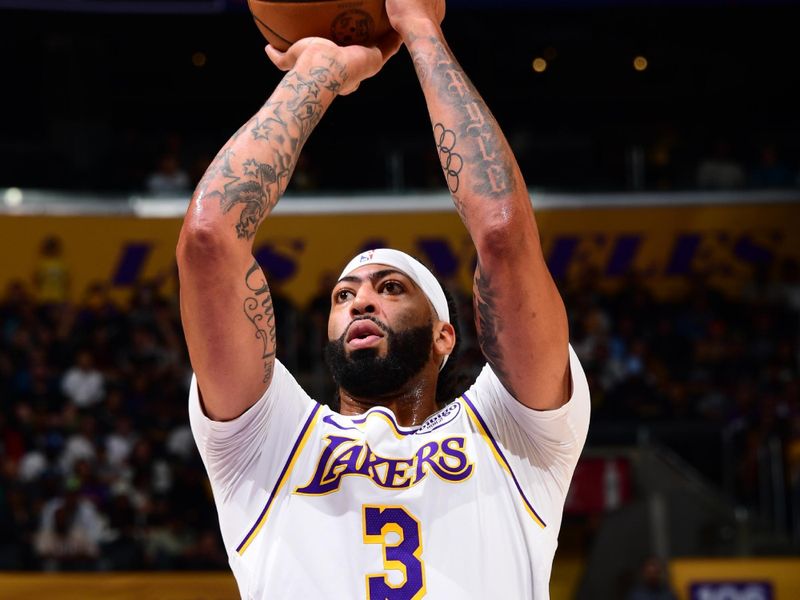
[247,0,391,52]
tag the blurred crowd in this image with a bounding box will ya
[137,136,800,197]
[0,272,223,571]
[0,237,798,571]
[565,263,800,509]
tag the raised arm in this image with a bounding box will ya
[177,38,398,421]
[390,6,570,410]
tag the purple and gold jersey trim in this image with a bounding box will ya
[323,409,416,439]
[321,402,461,438]
[461,393,547,529]
[236,403,322,555]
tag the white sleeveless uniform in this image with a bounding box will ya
[189,346,590,599]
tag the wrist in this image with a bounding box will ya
[294,42,343,69]
[394,17,442,44]
[291,42,349,92]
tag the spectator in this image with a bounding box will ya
[773,258,800,313]
[60,416,98,475]
[106,416,137,468]
[144,495,192,569]
[696,140,746,189]
[145,153,190,196]
[61,350,105,409]
[750,143,793,188]
[0,481,35,569]
[35,482,104,571]
[288,152,320,192]
[100,493,145,571]
[626,557,678,600]
[165,423,194,462]
[32,236,70,305]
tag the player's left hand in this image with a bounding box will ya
[265,33,401,95]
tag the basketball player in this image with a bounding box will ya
[177,0,590,597]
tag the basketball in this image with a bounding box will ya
[247,0,392,52]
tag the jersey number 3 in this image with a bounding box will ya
[362,505,426,600]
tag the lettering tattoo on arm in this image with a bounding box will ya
[243,260,277,384]
[412,53,431,85]
[410,36,518,204]
[473,262,517,399]
[195,55,348,240]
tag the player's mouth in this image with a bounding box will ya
[345,320,386,349]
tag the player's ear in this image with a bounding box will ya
[432,321,456,359]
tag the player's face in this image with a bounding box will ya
[325,264,436,397]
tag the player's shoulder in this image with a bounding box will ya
[462,362,507,403]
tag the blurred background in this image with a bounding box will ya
[0,0,799,598]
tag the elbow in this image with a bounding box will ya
[474,220,515,258]
[176,222,237,271]
[473,206,539,262]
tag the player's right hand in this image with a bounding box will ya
[386,0,446,38]
[265,33,401,96]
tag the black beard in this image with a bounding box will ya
[324,317,433,399]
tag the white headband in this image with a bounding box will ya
[338,248,451,368]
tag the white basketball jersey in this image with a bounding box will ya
[189,346,590,599]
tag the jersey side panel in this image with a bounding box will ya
[463,346,590,540]
[188,359,316,561]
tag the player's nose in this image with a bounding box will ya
[350,285,378,316]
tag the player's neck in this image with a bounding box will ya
[337,369,439,427]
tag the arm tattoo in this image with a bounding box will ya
[413,37,518,201]
[433,122,466,218]
[223,156,280,239]
[195,54,348,240]
[412,55,431,84]
[473,263,517,398]
[434,123,463,194]
[243,260,277,384]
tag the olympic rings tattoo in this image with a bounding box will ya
[434,123,463,193]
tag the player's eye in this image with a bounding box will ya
[381,280,404,295]
[334,289,353,303]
